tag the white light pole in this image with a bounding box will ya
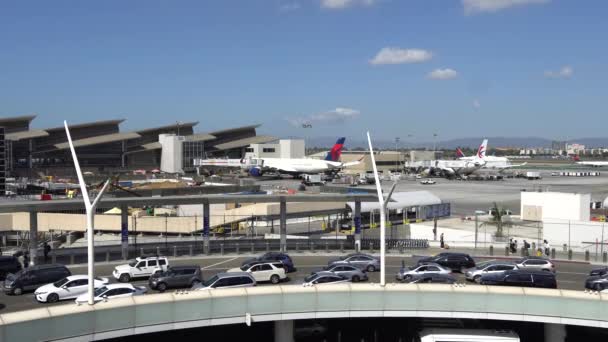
[64,121,110,305]
[367,132,397,287]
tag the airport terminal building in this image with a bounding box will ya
[0,115,275,176]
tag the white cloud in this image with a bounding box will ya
[370,48,433,65]
[428,68,459,80]
[473,99,481,108]
[463,0,550,15]
[544,66,573,79]
[279,2,301,12]
[287,107,360,127]
[321,0,376,10]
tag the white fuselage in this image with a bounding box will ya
[460,155,513,169]
[257,158,342,174]
[577,161,608,167]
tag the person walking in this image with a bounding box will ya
[43,242,51,262]
[440,233,445,249]
[17,252,25,269]
[544,240,551,256]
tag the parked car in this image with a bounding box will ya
[0,256,22,280]
[464,262,518,283]
[113,255,169,282]
[75,284,147,304]
[228,262,286,284]
[322,264,368,282]
[417,253,476,272]
[327,253,380,272]
[396,263,451,282]
[584,275,608,291]
[3,264,71,295]
[421,179,436,185]
[35,275,109,303]
[480,269,557,289]
[514,257,555,273]
[589,266,608,277]
[192,272,256,290]
[242,252,296,273]
[303,272,350,286]
[405,273,457,284]
[148,266,202,292]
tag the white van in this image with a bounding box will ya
[414,329,520,342]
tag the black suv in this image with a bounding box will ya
[0,256,22,280]
[148,265,202,292]
[589,266,608,277]
[242,252,296,273]
[480,269,557,289]
[417,252,475,272]
[3,264,71,295]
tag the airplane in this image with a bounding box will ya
[458,139,527,170]
[573,155,608,167]
[195,137,361,177]
[405,158,485,178]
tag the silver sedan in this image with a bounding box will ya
[464,262,518,283]
[323,264,369,282]
[327,253,380,272]
[396,263,451,282]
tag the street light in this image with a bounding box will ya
[367,132,397,287]
[394,137,400,171]
[65,121,110,305]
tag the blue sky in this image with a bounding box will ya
[0,0,606,141]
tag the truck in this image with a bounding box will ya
[303,174,325,185]
[525,171,541,180]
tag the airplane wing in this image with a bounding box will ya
[342,156,365,168]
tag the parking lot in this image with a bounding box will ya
[0,254,594,314]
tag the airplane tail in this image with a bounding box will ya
[476,139,488,159]
[456,148,466,158]
[325,137,346,161]
[572,155,581,162]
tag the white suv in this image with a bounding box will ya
[113,256,169,282]
[227,262,286,284]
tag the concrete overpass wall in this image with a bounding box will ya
[1,284,607,341]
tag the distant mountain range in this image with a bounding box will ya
[305,136,608,149]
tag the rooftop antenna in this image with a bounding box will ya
[367,131,397,287]
[65,121,110,305]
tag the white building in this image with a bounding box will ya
[521,191,590,222]
[245,139,305,159]
[159,134,185,174]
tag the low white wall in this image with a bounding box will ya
[543,219,608,251]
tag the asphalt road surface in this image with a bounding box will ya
[0,254,594,314]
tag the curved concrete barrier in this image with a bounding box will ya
[1,284,607,341]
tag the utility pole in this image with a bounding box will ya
[394,137,400,171]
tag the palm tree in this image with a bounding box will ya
[489,202,511,238]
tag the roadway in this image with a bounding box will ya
[0,254,594,314]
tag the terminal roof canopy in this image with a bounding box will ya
[53,132,142,149]
[213,135,277,150]
[346,191,442,213]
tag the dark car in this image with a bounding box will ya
[480,269,557,289]
[417,252,475,272]
[589,266,608,277]
[584,274,608,291]
[406,273,457,284]
[148,265,202,292]
[0,256,22,280]
[242,252,296,273]
[3,264,71,295]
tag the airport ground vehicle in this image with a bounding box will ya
[192,272,256,290]
[464,262,518,283]
[303,272,350,286]
[405,273,456,284]
[148,266,202,292]
[229,262,286,284]
[417,253,475,272]
[0,256,22,280]
[242,252,296,273]
[35,275,109,303]
[113,256,169,282]
[585,274,608,291]
[514,256,555,273]
[396,263,451,281]
[75,284,146,304]
[327,253,380,272]
[3,264,71,295]
[303,174,325,185]
[322,264,368,282]
[420,179,436,185]
[480,269,557,289]
[414,328,520,342]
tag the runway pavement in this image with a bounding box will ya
[0,253,595,314]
